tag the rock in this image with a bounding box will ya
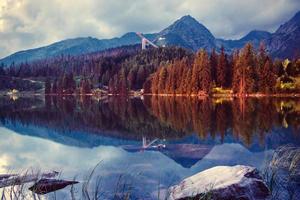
[168,165,269,200]
[29,179,79,194]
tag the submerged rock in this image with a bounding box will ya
[29,179,79,194]
[168,165,269,200]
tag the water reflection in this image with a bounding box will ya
[1,96,300,146]
[0,96,299,199]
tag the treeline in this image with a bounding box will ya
[145,43,300,95]
[2,43,300,95]
[0,76,43,91]
[2,45,191,94]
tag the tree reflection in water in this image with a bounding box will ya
[0,96,299,147]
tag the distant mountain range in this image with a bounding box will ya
[1,11,300,65]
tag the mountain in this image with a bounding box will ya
[0,15,215,66]
[0,32,157,65]
[267,11,300,58]
[1,11,300,65]
[155,15,216,51]
[217,30,271,52]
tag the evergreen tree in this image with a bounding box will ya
[233,43,256,95]
[80,78,92,94]
[158,67,168,93]
[108,78,114,94]
[0,65,5,75]
[198,50,212,94]
[136,67,146,87]
[165,66,175,94]
[51,79,58,94]
[119,69,128,94]
[127,68,137,90]
[57,77,63,94]
[68,72,76,93]
[232,50,240,93]
[45,78,51,94]
[151,72,159,94]
[259,58,277,93]
[190,54,201,94]
[210,49,218,83]
[217,46,227,88]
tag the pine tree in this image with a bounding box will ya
[51,79,58,94]
[57,77,63,95]
[0,65,5,75]
[119,69,128,95]
[232,50,240,93]
[158,67,168,93]
[257,43,267,92]
[184,68,193,94]
[259,58,277,93]
[127,68,136,90]
[68,72,76,94]
[198,50,212,94]
[165,65,175,94]
[136,67,146,88]
[190,54,201,94]
[233,43,257,95]
[217,46,227,88]
[108,78,114,94]
[210,49,218,83]
[80,78,92,94]
[151,72,159,94]
[192,49,212,95]
[45,78,51,94]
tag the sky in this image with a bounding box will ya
[0,0,299,58]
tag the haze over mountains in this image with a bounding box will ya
[1,10,300,66]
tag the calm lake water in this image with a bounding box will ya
[0,96,299,199]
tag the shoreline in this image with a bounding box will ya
[142,93,300,98]
[1,91,300,98]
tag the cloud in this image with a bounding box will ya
[0,0,299,58]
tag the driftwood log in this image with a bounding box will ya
[0,171,59,188]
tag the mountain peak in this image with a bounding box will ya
[158,15,216,51]
[178,15,197,22]
[240,30,271,41]
[173,15,204,27]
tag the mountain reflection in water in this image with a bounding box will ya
[0,96,299,199]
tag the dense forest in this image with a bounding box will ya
[0,45,191,95]
[1,43,300,95]
[146,44,300,95]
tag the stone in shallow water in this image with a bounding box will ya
[168,165,269,200]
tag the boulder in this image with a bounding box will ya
[168,165,269,200]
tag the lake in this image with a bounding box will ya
[0,96,299,199]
